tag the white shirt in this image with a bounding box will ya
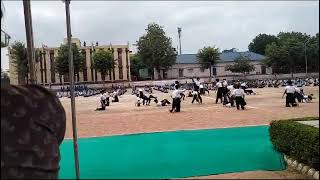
[223,81,228,87]
[101,94,107,101]
[194,79,201,87]
[232,89,245,97]
[227,85,234,91]
[216,82,222,88]
[172,89,186,98]
[295,87,301,93]
[199,84,204,89]
[241,82,246,87]
[192,91,198,95]
[285,86,295,94]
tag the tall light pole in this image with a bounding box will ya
[63,0,80,179]
[23,0,36,84]
[177,27,182,55]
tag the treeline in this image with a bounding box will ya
[248,32,319,74]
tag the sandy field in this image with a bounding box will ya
[60,86,319,179]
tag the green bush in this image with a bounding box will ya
[269,117,319,170]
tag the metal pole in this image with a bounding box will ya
[23,0,36,84]
[304,43,308,77]
[64,1,80,179]
[178,27,182,55]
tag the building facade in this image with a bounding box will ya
[154,51,272,80]
[9,38,131,85]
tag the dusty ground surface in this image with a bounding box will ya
[60,86,319,179]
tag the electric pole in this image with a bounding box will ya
[23,0,36,84]
[63,0,80,179]
[178,27,182,55]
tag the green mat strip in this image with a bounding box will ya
[59,125,286,179]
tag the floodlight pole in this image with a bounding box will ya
[177,27,182,55]
[64,0,80,179]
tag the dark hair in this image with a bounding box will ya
[175,84,180,89]
[216,79,219,82]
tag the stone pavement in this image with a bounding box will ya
[297,120,319,128]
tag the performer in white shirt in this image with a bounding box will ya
[282,80,297,107]
[192,77,203,103]
[170,84,186,113]
[215,79,223,104]
[232,84,246,110]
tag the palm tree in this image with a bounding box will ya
[197,46,220,81]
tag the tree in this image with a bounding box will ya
[264,31,317,75]
[225,55,255,79]
[92,49,113,81]
[55,43,84,82]
[136,23,177,80]
[10,41,28,84]
[197,46,220,80]
[248,34,278,55]
[130,54,149,80]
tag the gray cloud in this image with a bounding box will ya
[1,1,319,70]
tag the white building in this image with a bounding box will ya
[154,51,272,80]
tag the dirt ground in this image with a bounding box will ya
[60,86,319,179]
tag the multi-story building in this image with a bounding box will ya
[9,38,131,85]
[154,51,272,80]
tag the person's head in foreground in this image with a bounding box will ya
[1,6,66,179]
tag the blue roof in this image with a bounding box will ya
[176,51,266,64]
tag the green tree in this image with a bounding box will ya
[55,43,84,82]
[92,49,114,81]
[225,55,255,79]
[10,41,28,84]
[130,54,148,80]
[136,23,177,80]
[197,46,220,80]
[248,34,278,55]
[264,31,317,75]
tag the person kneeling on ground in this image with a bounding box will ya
[170,84,186,113]
[112,91,119,102]
[232,84,247,110]
[96,91,108,111]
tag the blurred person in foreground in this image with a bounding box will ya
[1,7,66,179]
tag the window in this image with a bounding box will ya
[212,67,217,76]
[200,68,205,72]
[179,69,183,77]
[261,65,266,74]
[50,51,55,83]
[188,68,193,73]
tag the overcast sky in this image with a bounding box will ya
[1,1,319,70]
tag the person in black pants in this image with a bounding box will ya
[282,80,297,107]
[233,84,246,110]
[215,79,223,104]
[169,84,186,112]
[192,77,202,104]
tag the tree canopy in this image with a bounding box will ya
[10,41,28,84]
[248,34,278,55]
[197,46,220,79]
[55,43,85,80]
[264,32,319,74]
[130,54,150,80]
[92,49,113,80]
[136,23,177,79]
[225,55,255,76]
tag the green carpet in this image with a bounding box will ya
[59,125,286,179]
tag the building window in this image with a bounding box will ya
[200,68,205,72]
[90,49,94,81]
[212,67,217,76]
[50,50,55,83]
[82,50,87,81]
[261,65,266,74]
[119,67,123,80]
[43,51,47,84]
[179,69,183,77]
[187,68,193,73]
[40,51,44,84]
